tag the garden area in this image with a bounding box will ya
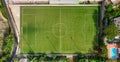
[21,54,68,62]
[103,4,120,39]
[97,3,120,61]
[24,53,107,62]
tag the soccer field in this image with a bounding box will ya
[20,6,99,54]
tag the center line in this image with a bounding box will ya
[60,8,62,53]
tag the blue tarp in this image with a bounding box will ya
[110,48,117,59]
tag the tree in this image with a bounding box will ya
[1,32,14,61]
[104,4,120,24]
[106,4,113,12]
[103,24,118,39]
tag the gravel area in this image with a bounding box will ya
[9,5,20,33]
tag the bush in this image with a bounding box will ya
[0,0,7,18]
[104,4,120,24]
[1,32,14,61]
[103,24,118,39]
[0,1,14,61]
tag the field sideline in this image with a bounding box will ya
[20,6,99,54]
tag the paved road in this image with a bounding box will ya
[2,0,18,62]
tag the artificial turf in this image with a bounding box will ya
[20,6,99,54]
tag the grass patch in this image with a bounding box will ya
[20,6,99,54]
[0,0,7,18]
[1,32,14,61]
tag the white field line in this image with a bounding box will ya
[60,8,62,53]
[22,18,28,52]
[85,14,98,44]
[22,8,97,10]
[85,14,90,44]
[21,8,99,52]
[21,11,23,52]
[21,9,26,52]
[15,4,100,6]
[84,14,86,45]
[85,14,98,15]
[83,15,86,45]
[20,8,22,52]
[35,16,36,49]
[22,14,35,15]
[21,8,36,52]
[22,9,99,18]
[26,21,28,53]
[22,8,98,16]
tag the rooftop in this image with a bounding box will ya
[111,0,120,5]
[114,16,120,26]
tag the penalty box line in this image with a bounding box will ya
[22,13,61,52]
[35,16,36,49]
[21,10,36,52]
[85,14,99,45]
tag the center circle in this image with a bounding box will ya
[52,23,67,37]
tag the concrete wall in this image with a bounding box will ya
[50,0,79,4]
[10,0,103,4]
[11,0,49,4]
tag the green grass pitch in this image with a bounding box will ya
[20,6,99,54]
